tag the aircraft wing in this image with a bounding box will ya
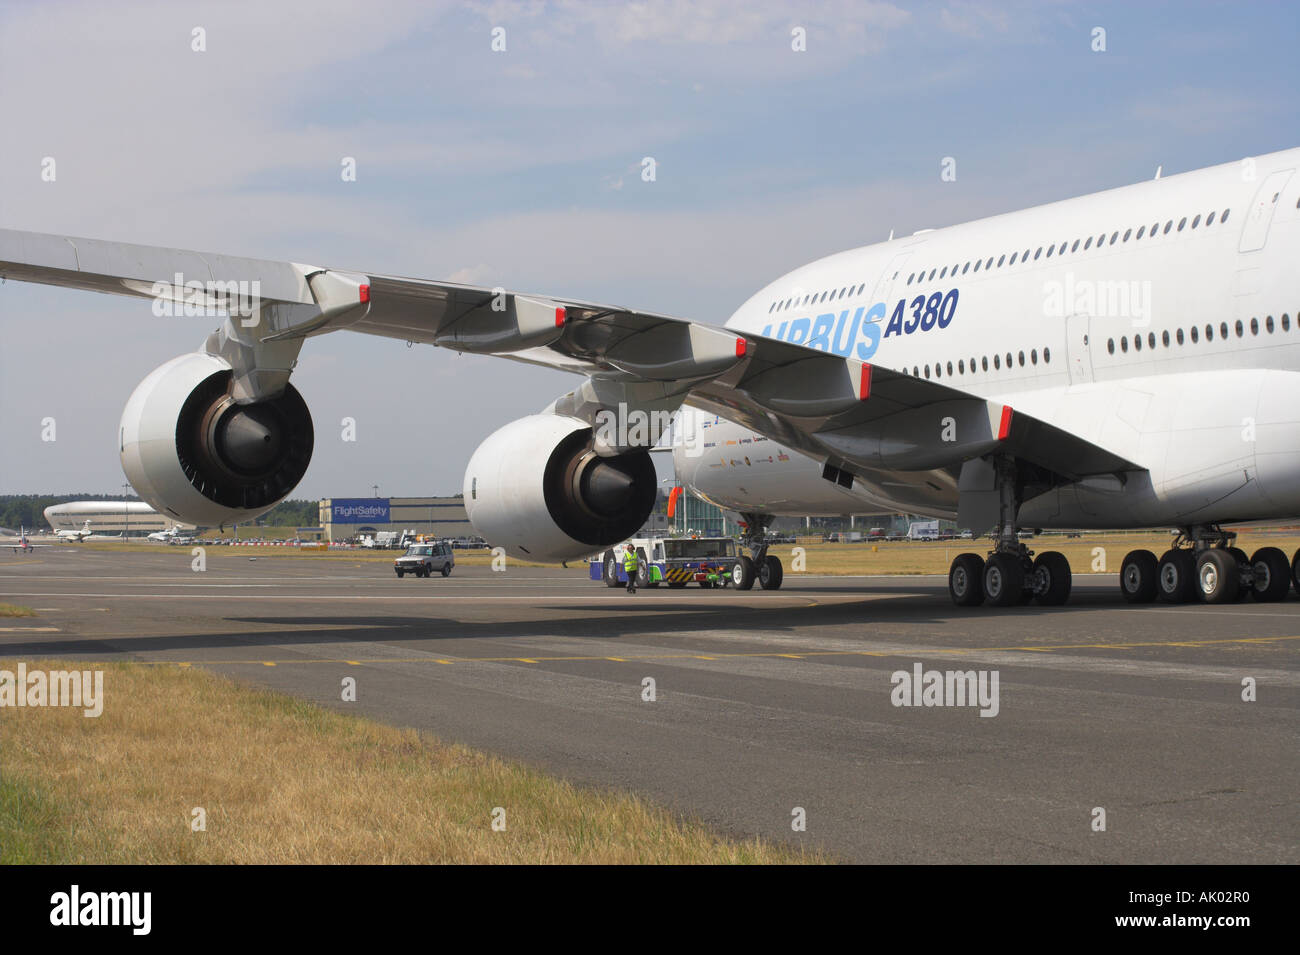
[0,228,1141,482]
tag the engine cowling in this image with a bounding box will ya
[120,353,313,527]
[464,414,657,562]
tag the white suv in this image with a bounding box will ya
[394,542,455,578]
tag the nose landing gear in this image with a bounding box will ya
[738,513,784,590]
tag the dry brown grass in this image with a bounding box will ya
[0,603,36,618]
[0,663,822,864]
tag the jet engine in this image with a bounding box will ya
[464,414,657,562]
[119,352,313,527]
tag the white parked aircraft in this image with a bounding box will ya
[146,525,196,542]
[54,520,94,543]
[2,148,1298,606]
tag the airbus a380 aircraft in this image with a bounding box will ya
[2,148,1297,607]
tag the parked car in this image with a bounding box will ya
[394,541,455,578]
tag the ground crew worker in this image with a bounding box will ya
[623,544,638,594]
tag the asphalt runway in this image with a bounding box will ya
[2,545,1297,863]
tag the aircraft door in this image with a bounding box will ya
[871,251,913,309]
[1239,169,1294,252]
[1065,312,1093,385]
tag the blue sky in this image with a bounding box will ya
[1,0,1297,497]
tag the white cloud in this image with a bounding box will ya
[445,264,498,285]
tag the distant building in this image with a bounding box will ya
[319,497,471,543]
[675,492,735,537]
[43,501,188,536]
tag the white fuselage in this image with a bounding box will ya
[675,149,1300,528]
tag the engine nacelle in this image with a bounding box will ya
[120,353,313,527]
[464,414,657,562]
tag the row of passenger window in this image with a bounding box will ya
[766,282,869,313]
[1107,314,1294,354]
[904,347,1052,381]
[765,199,1244,315]
[898,311,1294,383]
[903,206,1233,288]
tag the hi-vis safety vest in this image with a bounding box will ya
[623,550,638,571]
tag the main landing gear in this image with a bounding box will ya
[1121,526,1294,605]
[949,547,1072,608]
[738,513,784,590]
[948,455,1073,607]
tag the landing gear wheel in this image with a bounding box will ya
[983,552,1024,607]
[732,556,756,590]
[441,563,451,578]
[1157,549,1196,603]
[948,553,985,606]
[1249,547,1290,602]
[1292,547,1300,594]
[603,550,620,588]
[1119,550,1158,603]
[1196,549,1239,604]
[1032,551,1072,606]
[758,555,784,590]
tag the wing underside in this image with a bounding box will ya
[0,227,1141,488]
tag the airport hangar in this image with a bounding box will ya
[319,497,472,542]
[44,500,179,535]
[41,497,471,542]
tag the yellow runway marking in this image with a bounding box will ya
[15,635,1296,669]
[0,626,60,632]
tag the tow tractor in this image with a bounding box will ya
[590,536,744,589]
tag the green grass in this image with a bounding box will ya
[0,775,72,863]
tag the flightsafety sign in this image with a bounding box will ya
[329,499,391,523]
